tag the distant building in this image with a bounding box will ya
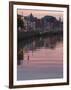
[17,14,63,32]
[23,13,36,31]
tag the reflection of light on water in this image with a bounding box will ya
[17,35,63,80]
[21,42,63,66]
[19,36,63,64]
[40,37,42,40]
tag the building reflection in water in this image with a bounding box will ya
[17,34,63,65]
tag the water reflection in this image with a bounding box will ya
[17,34,63,80]
[17,34,63,65]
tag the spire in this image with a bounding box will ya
[59,17,61,22]
[29,13,33,18]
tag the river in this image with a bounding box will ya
[17,34,63,80]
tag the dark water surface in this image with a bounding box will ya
[17,34,63,80]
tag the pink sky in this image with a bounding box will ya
[17,9,63,20]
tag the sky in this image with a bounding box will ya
[17,9,63,20]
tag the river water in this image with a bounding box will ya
[17,34,63,80]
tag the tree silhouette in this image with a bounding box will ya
[17,15,24,29]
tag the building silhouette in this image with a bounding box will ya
[17,13,63,32]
